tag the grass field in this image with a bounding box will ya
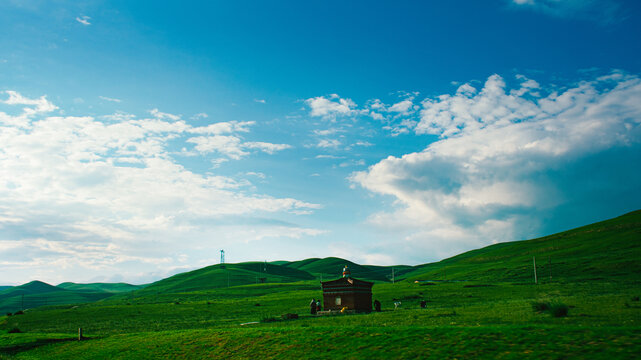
[0,210,640,358]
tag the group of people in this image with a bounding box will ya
[310,298,322,315]
[309,298,425,314]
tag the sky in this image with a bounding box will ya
[1,0,640,285]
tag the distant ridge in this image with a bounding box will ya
[283,257,413,282]
[57,282,145,293]
[401,209,641,283]
[137,261,316,294]
[0,280,61,297]
[0,280,116,314]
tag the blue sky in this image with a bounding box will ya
[1,0,640,285]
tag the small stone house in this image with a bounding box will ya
[321,277,373,312]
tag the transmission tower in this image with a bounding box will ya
[220,250,225,264]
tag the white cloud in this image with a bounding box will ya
[187,135,248,159]
[313,128,341,136]
[76,15,91,26]
[509,0,622,24]
[315,155,344,159]
[244,142,292,154]
[254,99,266,104]
[192,112,208,120]
[388,99,414,114]
[0,92,321,283]
[3,90,57,113]
[352,72,641,260]
[99,96,121,103]
[189,121,253,135]
[317,139,341,148]
[339,159,365,168]
[186,121,291,159]
[245,172,266,179]
[305,95,356,118]
[150,108,181,121]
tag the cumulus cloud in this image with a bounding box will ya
[304,93,419,135]
[0,92,318,283]
[185,121,291,158]
[352,72,641,261]
[305,94,356,119]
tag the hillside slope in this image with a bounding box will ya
[138,262,316,294]
[0,281,114,314]
[401,210,641,283]
[57,282,145,293]
[283,257,412,282]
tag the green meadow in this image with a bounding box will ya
[1,211,640,359]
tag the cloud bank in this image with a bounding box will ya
[351,72,641,260]
[0,92,317,283]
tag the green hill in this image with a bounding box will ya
[0,281,61,298]
[137,261,316,294]
[57,282,145,293]
[401,209,641,283]
[0,281,115,314]
[283,257,412,282]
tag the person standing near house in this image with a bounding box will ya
[310,298,317,315]
[316,299,321,312]
[374,299,381,312]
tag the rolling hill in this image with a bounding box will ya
[57,282,145,293]
[0,281,116,314]
[282,257,413,282]
[136,261,316,294]
[400,209,641,283]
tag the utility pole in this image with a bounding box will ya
[533,256,538,284]
[21,293,24,310]
[392,268,395,284]
[549,256,552,280]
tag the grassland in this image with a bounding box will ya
[0,210,639,359]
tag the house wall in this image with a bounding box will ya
[322,291,372,312]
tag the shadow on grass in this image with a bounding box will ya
[0,337,88,355]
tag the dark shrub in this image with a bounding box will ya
[14,310,24,315]
[5,313,11,317]
[631,296,640,302]
[8,327,21,333]
[254,303,260,306]
[260,316,278,323]
[533,301,569,317]
[281,313,298,320]
[549,302,569,317]
[531,301,550,313]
